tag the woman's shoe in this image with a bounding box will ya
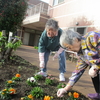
[88,93,100,99]
[59,73,65,81]
[35,71,47,77]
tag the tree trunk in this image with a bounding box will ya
[3,38,19,61]
[0,30,7,60]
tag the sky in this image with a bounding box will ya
[40,0,49,3]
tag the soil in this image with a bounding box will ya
[0,55,91,100]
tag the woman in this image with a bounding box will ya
[36,19,66,81]
[57,30,100,99]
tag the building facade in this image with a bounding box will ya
[20,0,50,46]
[49,0,100,35]
[21,0,100,46]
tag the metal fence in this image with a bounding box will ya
[26,2,48,17]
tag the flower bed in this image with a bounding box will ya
[0,55,91,100]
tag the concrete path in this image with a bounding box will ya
[15,45,95,97]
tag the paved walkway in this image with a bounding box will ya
[15,45,95,97]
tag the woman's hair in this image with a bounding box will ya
[45,19,59,30]
[60,30,82,48]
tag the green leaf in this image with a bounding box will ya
[0,32,2,36]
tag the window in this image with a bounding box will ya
[58,0,64,3]
[68,27,87,36]
[53,0,64,6]
[76,27,86,36]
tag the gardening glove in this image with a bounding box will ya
[39,53,45,68]
[88,65,99,78]
[57,88,67,97]
[53,47,64,60]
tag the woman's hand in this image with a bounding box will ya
[89,65,98,78]
[57,88,67,97]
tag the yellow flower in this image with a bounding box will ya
[8,80,13,83]
[15,73,21,77]
[2,92,4,95]
[50,96,53,99]
[73,92,79,98]
[68,92,72,96]
[20,97,24,100]
[2,89,7,91]
[28,94,33,99]
[44,96,51,100]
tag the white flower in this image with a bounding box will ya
[27,77,36,83]
[27,78,30,81]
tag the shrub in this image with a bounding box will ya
[27,77,38,87]
[12,73,21,81]
[31,87,44,99]
[57,83,66,89]
[21,94,34,100]
[34,74,44,81]
[45,76,55,85]
[34,46,38,49]
[0,88,16,100]
[44,95,53,100]
[5,80,16,87]
[67,92,80,100]
[0,0,27,32]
